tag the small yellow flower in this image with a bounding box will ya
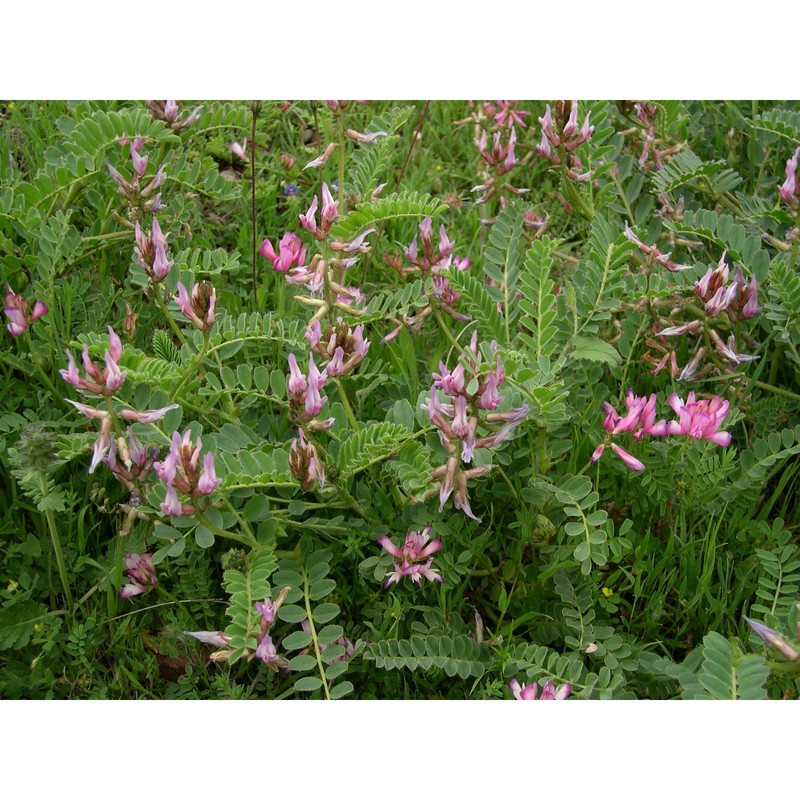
[435,165,443,171]
[602,587,613,597]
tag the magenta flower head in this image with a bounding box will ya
[60,328,127,396]
[120,553,158,599]
[321,182,338,227]
[509,678,571,700]
[261,232,306,272]
[377,525,444,588]
[663,392,731,446]
[175,281,216,333]
[4,285,49,337]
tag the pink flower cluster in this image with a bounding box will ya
[509,678,571,701]
[261,231,307,273]
[377,525,444,588]
[107,139,166,214]
[694,251,760,321]
[537,101,595,181]
[287,351,335,492]
[134,217,172,283]
[4,285,48,337]
[146,100,201,133]
[155,429,222,516]
[383,218,472,341]
[298,182,338,240]
[175,280,216,333]
[287,352,335,429]
[591,390,732,472]
[306,318,370,377]
[64,400,176,476]
[254,588,291,670]
[634,102,662,169]
[60,326,126,396]
[423,333,528,521]
[120,553,158,599]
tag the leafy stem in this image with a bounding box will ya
[302,572,332,700]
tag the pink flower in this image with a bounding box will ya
[4,285,49,337]
[175,281,216,332]
[377,525,444,588]
[261,232,307,272]
[118,404,179,423]
[161,482,183,516]
[779,146,800,207]
[321,182,338,226]
[509,678,571,700]
[299,195,318,234]
[120,553,158,598]
[303,143,336,170]
[196,452,222,495]
[256,634,279,664]
[663,392,732,446]
[493,100,530,129]
[60,328,126,396]
[230,138,249,162]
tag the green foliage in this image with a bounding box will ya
[662,207,771,281]
[364,633,488,679]
[330,191,446,242]
[346,105,414,200]
[335,422,415,478]
[222,550,279,663]
[698,632,770,700]
[518,235,562,360]
[0,601,50,651]
[650,149,742,197]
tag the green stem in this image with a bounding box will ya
[251,105,259,311]
[40,475,73,613]
[337,114,345,211]
[433,307,468,356]
[170,333,210,402]
[303,574,332,700]
[750,379,800,402]
[152,288,187,347]
[194,509,256,548]
[333,378,358,429]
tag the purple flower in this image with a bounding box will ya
[120,553,158,599]
[744,616,799,661]
[509,678,571,700]
[284,184,299,196]
[256,634,279,664]
[377,525,444,588]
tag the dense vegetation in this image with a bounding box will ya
[1,99,799,699]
